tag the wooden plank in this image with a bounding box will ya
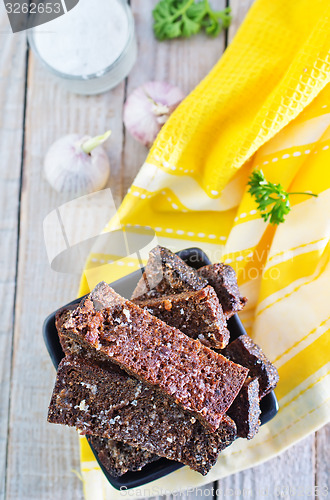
[315,424,330,497]
[149,484,216,500]
[123,0,227,193]
[0,3,28,500]
[217,435,315,499]
[217,2,318,499]
[124,2,225,499]
[227,0,255,44]
[5,32,126,500]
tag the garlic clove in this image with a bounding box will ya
[123,81,184,148]
[124,89,161,147]
[44,133,111,196]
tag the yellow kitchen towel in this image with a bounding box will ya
[77,0,330,498]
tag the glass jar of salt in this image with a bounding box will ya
[28,0,137,95]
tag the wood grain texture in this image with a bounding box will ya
[315,424,330,497]
[0,3,27,499]
[4,41,126,500]
[4,55,86,500]
[217,435,315,499]
[123,0,227,192]
[227,0,255,44]
[149,484,216,500]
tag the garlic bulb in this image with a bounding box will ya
[44,131,111,196]
[123,81,185,147]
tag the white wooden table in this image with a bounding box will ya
[0,1,329,499]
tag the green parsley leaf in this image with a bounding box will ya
[248,170,318,225]
[181,15,201,37]
[153,0,231,41]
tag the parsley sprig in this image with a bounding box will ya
[153,0,232,41]
[248,170,318,225]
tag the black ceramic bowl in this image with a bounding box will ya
[43,247,279,490]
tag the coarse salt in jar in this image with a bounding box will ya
[28,0,137,95]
